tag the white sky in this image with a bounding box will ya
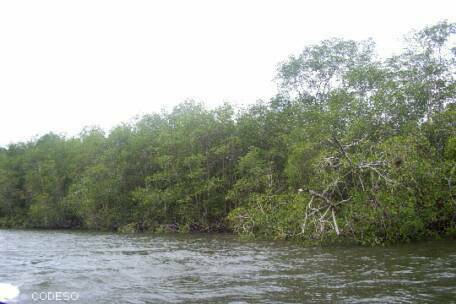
[0,0,454,145]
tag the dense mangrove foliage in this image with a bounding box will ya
[0,22,455,245]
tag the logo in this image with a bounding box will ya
[0,283,20,303]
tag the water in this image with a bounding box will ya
[0,230,455,303]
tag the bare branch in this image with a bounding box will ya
[331,207,340,235]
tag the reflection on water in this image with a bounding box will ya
[1,230,455,303]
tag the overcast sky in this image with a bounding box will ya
[0,0,454,145]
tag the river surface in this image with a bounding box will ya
[0,230,455,303]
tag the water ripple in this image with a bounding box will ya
[1,230,455,303]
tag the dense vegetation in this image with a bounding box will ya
[1,22,455,245]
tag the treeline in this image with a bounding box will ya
[1,21,455,245]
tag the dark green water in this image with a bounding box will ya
[0,230,455,303]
